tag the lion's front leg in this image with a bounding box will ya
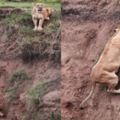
[91,65,119,93]
[32,17,38,31]
[37,18,44,31]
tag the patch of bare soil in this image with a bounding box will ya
[61,0,120,120]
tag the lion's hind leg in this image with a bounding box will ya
[91,66,119,93]
[105,72,120,93]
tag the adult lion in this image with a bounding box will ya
[31,3,53,31]
[80,28,120,108]
[91,28,120,93]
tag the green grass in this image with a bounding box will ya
[25,81,48,119]
[0,2,32,9]
[27,81,47,103]
[0,1,60,10]
[24,80,60,120]
[5,69,31,101]
[1,7,60,61]
[2,5,60,34]
[2,12,32,26]
[1,9,60,37]
[9,69,31,84]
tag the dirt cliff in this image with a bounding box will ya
[0,8,60,120]
[61,0,120,120]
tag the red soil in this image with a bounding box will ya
[61,0,120,120]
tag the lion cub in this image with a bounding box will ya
[32,3,53,31]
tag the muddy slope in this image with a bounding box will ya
[61,0,120,120]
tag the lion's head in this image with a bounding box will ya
[33,3,43,12]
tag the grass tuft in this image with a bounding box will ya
[27,81,47,104]
[50,112,61,120]
[5,69,31,101]
[9,69,31,84]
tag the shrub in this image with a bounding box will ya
[50,112,61,120]
[20,40,50,62]
[6,69,31,101]
[9,69,31,85]
[27,81,47,105]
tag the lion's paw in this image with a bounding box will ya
[33,27,37,31]
[37,27,43,31]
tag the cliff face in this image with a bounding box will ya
[0,8,61,120]
[61,0,120,120]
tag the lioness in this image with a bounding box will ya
[80,28,120,108]
[32,3,53,31]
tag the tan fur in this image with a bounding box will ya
[80,28,120,108]
[31,3,53,31]
[80,83,96,108]
[42,7,53,20]
[0,92,6,117]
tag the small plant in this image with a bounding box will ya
[23,81,48,120]
[6,85,19,100]
[50,112,61,120]
[2,12,32,26]
[99,84,107,91]
[9,69,31,85]
[20,39,50,62]
[27,81,47,102]
[56,113,61,120]
[50,112,55,120]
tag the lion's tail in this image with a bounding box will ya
[80,83,96,108]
